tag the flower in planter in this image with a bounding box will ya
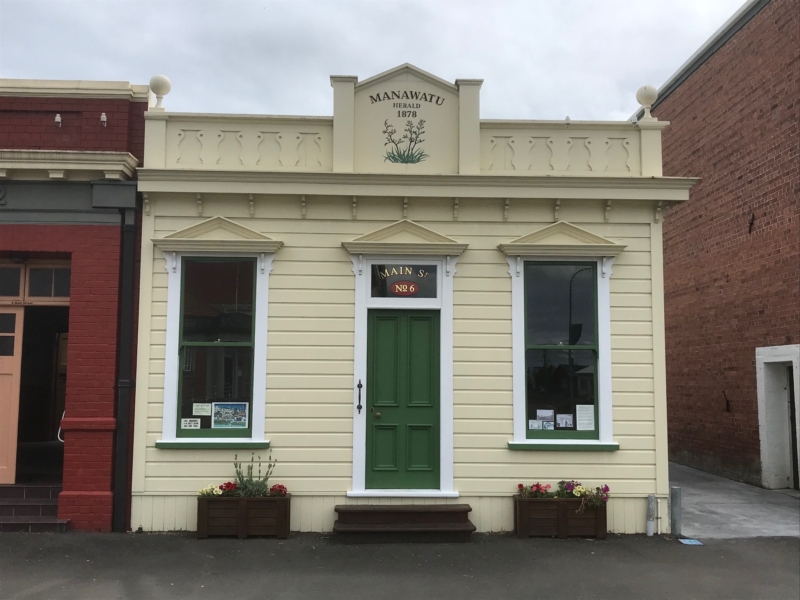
[553,480,611,513]
[196,453,289,498]
[270,484,287,497]
[198,484,222,497]
[517,482,554,498]
[219,481,238,495]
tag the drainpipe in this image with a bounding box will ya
[112,207,136,533]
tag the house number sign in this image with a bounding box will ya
[371,264,437,298]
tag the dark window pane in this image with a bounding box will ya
[53,269,71,297]
[179,346,253,430]
[182,260,255,342]
[525,263,596,346]
[0,313,15,333]
[0,336,13,356]
[29,268,53,297]
[0,268,21,297]
[525,349,596,431]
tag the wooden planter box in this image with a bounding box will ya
[514,496,607,539]
[197,495,291,539]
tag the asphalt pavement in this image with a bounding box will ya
[0,532,798,600]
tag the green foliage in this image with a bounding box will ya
[382,119,429,164]
[233,452,276,497]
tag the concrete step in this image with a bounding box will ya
[0,516,69,533]
[0,498,59,517]
[0,485,61,499]
[333,504,476,543]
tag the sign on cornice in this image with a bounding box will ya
[354,69,459,174]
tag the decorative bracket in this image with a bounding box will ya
[196,193,203,216]
[259,252,266,274]
[516,255,522,277]
[604,200,612,223]
[601,256,614,278]
[143,192,150,216]
[504,198,510,222]
[301,195,307,219]
[403,197,408,220]
[249,194,255,217]
[654,201,663,223]
[453,198,459,221]
[352,196,357,220]
[554,199,561,222]
[357,254,363,276]
[446,256,451,276]
[170,251,177,273]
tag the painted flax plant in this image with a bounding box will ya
[383,119,429,164]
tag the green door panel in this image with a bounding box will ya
[366,309,439,489]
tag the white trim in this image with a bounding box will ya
[756,345,800,489]
[506,255,615,446]
[160,250,274,443]
[349,255,457,494]
[347,490,459,498]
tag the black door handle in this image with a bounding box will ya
[356,380,363,414]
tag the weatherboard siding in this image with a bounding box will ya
[130,194,663,532]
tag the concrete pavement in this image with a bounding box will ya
[0,532,798,600]
[670,462,800,539]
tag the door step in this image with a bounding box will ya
[0,485,67,532]
[0,516,70,533]
[333,504,476,543]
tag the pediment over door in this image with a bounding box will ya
[342,219,468,256]
[498,221,626,257]
[152,216,283,253]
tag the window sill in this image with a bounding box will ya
[155,440,270,450]
[508,441,619,452]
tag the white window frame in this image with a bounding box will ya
[348,254,458,498]
[157,250,274,445]
[507,255,616,448]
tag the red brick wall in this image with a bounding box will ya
[0,97,146,161]
[0,224,122,530]
[654,0,800,484]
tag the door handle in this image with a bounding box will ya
[356,380,363,414]
[374,412,382,419]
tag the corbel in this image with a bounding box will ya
[143,192,150,216]
[403,197,408,220]
[352,196,357,220]
[171,252,177,273]
[601,257,614,278]
[48,170,65,179]
[453,198,459,221]
[654,201,663,224]
[604,200,612,223]
[554,199,561,222]
[358,254,363,276]
[249,194,255,217]
[300,195,306,219]
[446,256,451,276]
[516,255,522,277]
[259,252,266,274]
[197,193,203,216]
[504,198,510,222]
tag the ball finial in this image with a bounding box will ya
[149,74,172,110]
[636,85,658,120]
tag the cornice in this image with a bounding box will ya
[498,244,626,257]
[0,150,139,181]
[152,239,284,253]
[0,79,149,101]
[342,241,468,256]
[137,169,697,198]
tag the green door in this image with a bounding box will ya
[366,309,440,489]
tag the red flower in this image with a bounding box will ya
[270,484,287,497]
[219,481,237,492]
[518,483,524,490]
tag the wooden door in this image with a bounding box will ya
[366,310,439,489]
[0,307,24,484]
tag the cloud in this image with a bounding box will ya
[0,0,745,119]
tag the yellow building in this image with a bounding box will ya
[131,65,695,534]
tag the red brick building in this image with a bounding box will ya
[0,80,148,531]
[645,0,799,487]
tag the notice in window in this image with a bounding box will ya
[181,418,201,429]
[536,409,554,422]
[528,420,541,430]
[556,414,574,428]
[193,403,212,416]
[576,405,595,431]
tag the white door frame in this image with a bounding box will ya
[347,255,458,498]
[756,344,800,489]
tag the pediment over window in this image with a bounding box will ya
[152,216,283,253]
[342,219,468,256]
[498,221,626,257]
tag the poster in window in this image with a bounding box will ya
[193,403,212,416]
[371,264,437,298]
[556,414,574,428]
[212,402,249,429]
[576,404,595,431]
[528,419,542,430]
[536,409,554,422]
[542,421,555,430]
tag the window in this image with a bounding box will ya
[177,258,256,438]
[0,263,70,305]
[524,262,598,439]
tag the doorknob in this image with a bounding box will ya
[374,412,382,419]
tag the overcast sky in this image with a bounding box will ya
[0,0,745,120]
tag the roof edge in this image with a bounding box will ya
[632,0,771,120]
